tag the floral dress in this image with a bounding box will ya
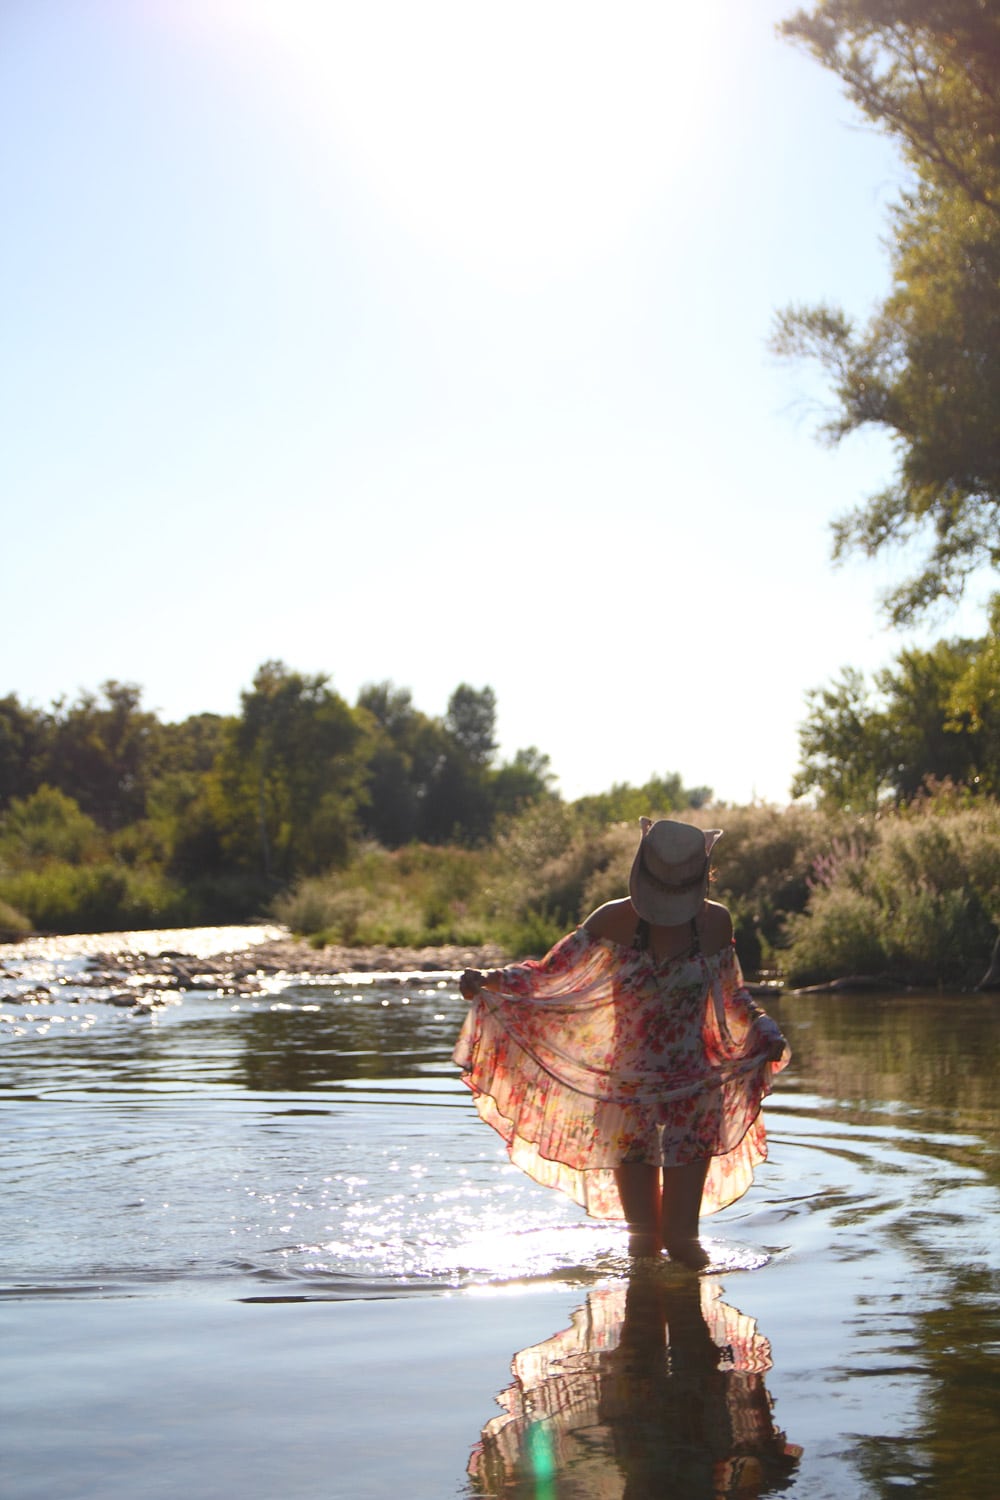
[453,926,790,1220]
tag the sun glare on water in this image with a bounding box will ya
[161,0,724,278]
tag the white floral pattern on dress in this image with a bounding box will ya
[453,926,790,1219]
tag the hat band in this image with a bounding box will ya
[639,846,706,895]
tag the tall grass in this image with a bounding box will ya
[782,796,1000,985]
[272,841,491,948]
[0,863,190,934]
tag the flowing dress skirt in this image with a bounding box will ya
[453,929,789,1219]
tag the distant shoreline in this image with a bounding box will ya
[224,934,509,976]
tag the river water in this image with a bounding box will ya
[2,928,999,1498]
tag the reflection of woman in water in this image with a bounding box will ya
[469,1273,802,1499]
[456,819,789,1267]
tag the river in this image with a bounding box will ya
[1,927,998,1498]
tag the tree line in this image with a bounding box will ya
[0,665,551,874]
[0,664,712,933]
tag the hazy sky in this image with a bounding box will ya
[2,1,991,803]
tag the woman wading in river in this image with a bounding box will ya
[454,818,790,1268]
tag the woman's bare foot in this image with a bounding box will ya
[664,1237,709,1271]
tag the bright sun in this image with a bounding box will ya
[166,0,725,278]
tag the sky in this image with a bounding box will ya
[1,0,992,805]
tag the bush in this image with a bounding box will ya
[0,862,189,934]
[495,907,567,960]
[273,842,489,948]
[782,795,1000,985]
[782,884,887,985]
[0,897,32,941]
[0,786,103,864]
[488,801,625,933]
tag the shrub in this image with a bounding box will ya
[0,786,104,865]
[782,885,887,985]
[782,796,1000,986]
[495,907,567,959]
[488,801,625,933]
[0,862,189,934]
[273,843,489,949]
[0,897,32,941]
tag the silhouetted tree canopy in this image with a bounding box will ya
[795,602,1000,804]
[774,0,1000,622]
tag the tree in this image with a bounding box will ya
[794,626,1000,804]
[355,682,423,846]
[445,684,497,766]
[573,772,714,827]
[794,667,896,809]
[0,785,103,865]
[946,591,1000,790]
[356,681,416,739]
[213,662,363,879]
[774,1,1000,623]
[44,681,163,830]
[0,695,50,810]
[489,746,557,819]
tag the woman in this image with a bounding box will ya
[455,817,790,1268]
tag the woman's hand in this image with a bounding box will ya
[459,969,484,1000]
[754,1014,788,1063]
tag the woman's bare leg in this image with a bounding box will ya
[660,1158,710,1269]
[615,1163,662,1257]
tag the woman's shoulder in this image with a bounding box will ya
[700,899,734,956]
[583,898,734,954]
[582,898,636,947]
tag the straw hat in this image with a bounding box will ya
[628,817,723,925]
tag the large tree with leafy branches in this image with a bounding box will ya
[773,0,1000,624]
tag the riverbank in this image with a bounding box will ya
[0,924,969,1007]
[0,923,509,1010]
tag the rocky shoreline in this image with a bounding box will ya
[0,929,510,1013]
[73,936,510,1009]
[221,935,509,977]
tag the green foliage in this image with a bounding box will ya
[3,662,998,991]
[45,681,164,830]
[782,791,1000,984]
[1,786,103,865]
[0,897,32,941]
[782,884,886,983]
[488,800,600,932]
[445,683,497,766]
[274,841,489,948]
[497,907,567,960]
[0,862,189,934]
[795,617,1000,804]
[0,695,50,810]
[775,1,1000,622]
[489,747,557,819]
[793,667,895,810]
[574,772,712,828]
[946,594,1000,791]
[0,668,560,921]
[355,679,551,847]
[698,802,855,969]
[213,660,364,880]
